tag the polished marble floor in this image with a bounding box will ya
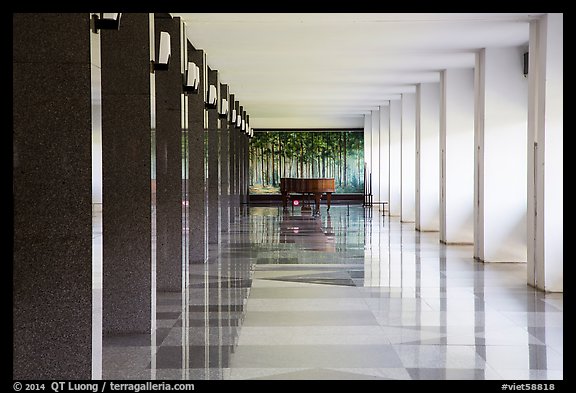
[101,205,563,380]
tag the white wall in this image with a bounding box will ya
[528,13,563,291]
[415,83,440,231]
[91,102,103,205]
[401,93,416,222]
[474,47,528,262]
[91,34,103,206]
[379,103,390,208]
[389,100,402,216]
[371,109,380,203]
[440,69,475,244]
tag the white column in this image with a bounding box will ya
[389,100,402,217]
[379,103,390,210]
[371,109,380,203]
[440,69,475,244]
[401,92,416,222]
[474,47,528,262]
[415,83,440,231]
[364,113,372,192]
[528,13,563,292]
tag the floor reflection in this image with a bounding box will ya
[279,211,336,252]
[101,205,563,380]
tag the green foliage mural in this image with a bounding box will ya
[249,131,364,194]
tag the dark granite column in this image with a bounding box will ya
[101,13,152,334]
[230,99,238,217]
[207,68,220,244]
[13,13,92,379]
[155,14,182,291]
[235,101,242,209]
[187,44,206,263]
[205,70,222,371]
[245,114,251,205]
[238,105,245,205]
[245,135,250,203]
[239,108,248,205]
[245,130,250,204]
[228,93,236,223]
[220,84,230,233]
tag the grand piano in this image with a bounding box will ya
[280,177,335,214]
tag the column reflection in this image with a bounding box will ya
[363,207,375,286]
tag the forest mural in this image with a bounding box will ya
[249,130,364,194]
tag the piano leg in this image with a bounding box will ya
[314,193,321,216]
[326,192,332,211]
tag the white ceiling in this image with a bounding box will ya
[171,13,542,129]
